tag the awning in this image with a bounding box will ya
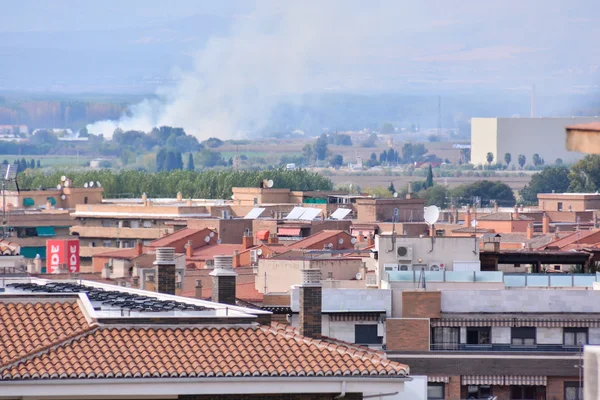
[46,197,56,206]
[255,230,270,241]
[23,198,34,207]
[278,227,301,236]
[462,376,505,385]
[432,317,600,328]
[505,376,547,386]
[36,226,56,237]
[428,376,449,383]
[19,246,46,259]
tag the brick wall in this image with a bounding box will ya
[212,275,236,305]
[445,376,460,400]
[547,376,581,400]
[299,285,322,338]
[263,293,291,306]
[157,264,176,295]
[401,290,441,319]
[386,318,429,351]
[180,394,363,400]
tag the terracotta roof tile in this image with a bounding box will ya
[1,324,408,380]
[287,230,348,249]
[0,301,94,367]
[148,228,208,248]
[190,244,246,261]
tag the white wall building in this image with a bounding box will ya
[471,117,600,166]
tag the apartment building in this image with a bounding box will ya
[386,285,596,400]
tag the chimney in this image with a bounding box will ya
[209,255,237,305]
[186,198,193,207]
[33,255,42,274]
[357,231,364,243]
[513,206,519,220]
[45,199,52,211]
[243,231,254,249]
[299,268,322,338]
[367,233,375,247]
[527,223,534,240]
[542,213,550,234]
[186,240,193,258]
[154,247,176,295]
[555,226,560,239]
[141,192,148,206]
[493,202,499,213]
[464,209,472,228]
[195,280,203,299]
[406,182,413,199]
[176,191,183,202]
[136,240,143,256]
[232,250,241,268]
[101,262,111,279]
[268,233,279,244]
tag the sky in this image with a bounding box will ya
[2,0,600,137]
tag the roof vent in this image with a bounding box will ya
[213,255,233,270]
[154,247,175,265]
[301,268,321,286]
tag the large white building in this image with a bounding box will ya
[471,117,600,166]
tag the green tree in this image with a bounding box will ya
[450,180,516,207]
[302,144,314,165]
[460,148,471,164]
[361,133,378,148]
[29,159,35,169]
[388,182,396,195]
[36,160,41,168]
[520,166,570,204]
[425,165,434,188]
[420,185,449,207]
[402,143,427,163]
[555,158,563,165]
[504,153,512,166]
[329,154,343,168]
[532,153,543,167]
[569,155,600,192]
[78,127,90,138]
[202,137,224,148]
[314,134,329,161]
[380,123,395,134]
[518,154,526,169]
[486,152,494,166]
[379,151,387,164]
[197,149,224,168]
[387,148,396,164]
[187,153,195,171]
[156,148,168,172]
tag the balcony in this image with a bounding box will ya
[430,343,584,352]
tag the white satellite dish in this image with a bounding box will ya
[61,194,66,200]
[231,195,235,200]
[83,183,88,188]
[393,192,399,198]
[97,181,102,188]
[328,243,333,248]
[267,179,274,188]
[89,181,94,187]
[338,238,344,245]
[64,180,70,187]
[209,232,215,238]
[350,237,357,244]
[56,184,62,190]
[60,175,66,182]
[471,219,478,228]
[204,236,211,243]
[355,272,362,280]
[424,206,440,226]
[257,248,263,256]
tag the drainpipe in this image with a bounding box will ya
[334,381,347,399]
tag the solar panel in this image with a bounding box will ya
[285,206,306,220]
[244,207,266,219]
[330,208,352,220]
[298,207,322,221]
[0,164,19,192]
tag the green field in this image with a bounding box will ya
[0,155,96,168]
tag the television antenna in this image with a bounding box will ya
[1,164,19,240]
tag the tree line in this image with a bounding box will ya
[2,158,42,171]
[17,169,333,199]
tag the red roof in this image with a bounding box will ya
[189,244,246,261]
[93,248,140,260]
[148,228,208,247]
[543,229,600,250]
[288,230,348,249]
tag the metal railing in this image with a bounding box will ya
[430,343,584,352]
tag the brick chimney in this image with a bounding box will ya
[513,206,519,220]
[141,192,148,206]
[527,223,534,240]
[186,198,193,207]
[464,209,472,228]
[195,279,203,299]
[176,191,183,201]
[542,213,550,234]
[268,233,279,244]
[242,231,254,249]
[367,233,375,247]
[299,268,322,338]
[232,250,241,268]
[136,240,143,256]
[45,199,52,211]
[209,255,237,305]
[186,240,193,258]
[493,201,499,213]
[154,247,176,295]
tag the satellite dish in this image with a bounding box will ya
[97,181,102,188]
[61,194,66,200]
[355,272,362,280]
[64,180,70,187]
[328,243,333,248]
[267,179,274,188]
[209,232,215,238]
[56,184,62,190]
[204,236,211,243]
[350,237,357,244]
[60,175,66,182]
[393,192,399,198]
[471,219,478,228]
[257,248,263,256]
[424,206,440,226]
[231,195,235,200]
[89,181,94,187]
[83,183,88,188]
[338,238,344,245]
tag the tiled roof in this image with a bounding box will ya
[287,230,347,249]
[182,281,264,303]
[0,240,20,256]
[190,244,246,260]
[0,301,94,367]
[543,229,600,250]
[478,212,533,221]
[148,228,207,247]
[93,247,140,260]
[1,325,408,380]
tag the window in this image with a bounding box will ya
[427,383,444,399]
[354,325,382,345]
[564,381,583,400]
[510,385,536,400]
[431,327,459,350]
[146,274,155,283]
[564,328,588,347]
[557,202,563,211]
[143,220,152,228]
[84,197,88,204]
[511,327,536,346]
[89,241,95,247]
[103,240,112,247]
[101,220,114,228]
[467,327,491,345]
[468,385,492,399]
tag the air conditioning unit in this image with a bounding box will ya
[428,262,446,271]
[398,264,412,271]
[383,263,399,272]
[396,244,413,261]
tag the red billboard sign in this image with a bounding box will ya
[46,239,80,274]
